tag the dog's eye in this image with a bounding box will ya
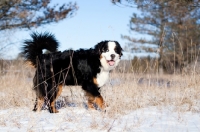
[102,49,109,52]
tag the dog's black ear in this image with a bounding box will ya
[94,41,108,55]
[114,41,123,57]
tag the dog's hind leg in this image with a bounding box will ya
[33,97,44,112]
[33,97,38,111]
[48,84,63,113]
[56,84,63,99]
[49,99,58,113]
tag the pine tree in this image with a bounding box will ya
[113,0,200,73]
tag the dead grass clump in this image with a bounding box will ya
[0,60,35,109]
[101,72,200,115]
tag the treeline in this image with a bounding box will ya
[113,0,200,74]
[117,55,199,74]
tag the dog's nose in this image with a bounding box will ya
[111,54,115,59]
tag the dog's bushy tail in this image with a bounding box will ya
[21,32,59,67]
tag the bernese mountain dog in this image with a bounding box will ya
[21,32,123,113]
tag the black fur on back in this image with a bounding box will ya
[21,32,59,67]
[34,48,101,96]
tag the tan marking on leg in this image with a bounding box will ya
[86,92,95,109]
[95,95,105,110]
[50,100,59,113]
[93,78,98,86]
[85,92,106,110]
[56,84,63,99]
[37,97,44,112]
[50,84,63,113]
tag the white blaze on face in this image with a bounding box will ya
[97,41,122,87]
[100,41,121,71]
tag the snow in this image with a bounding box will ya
[0,106,200,132]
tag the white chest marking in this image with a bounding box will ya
[96,70,109,87]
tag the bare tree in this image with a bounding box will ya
[0,0,78,31]
[0,0,78,56]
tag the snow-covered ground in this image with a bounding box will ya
[1,69,200,132]
[0,106,199,132]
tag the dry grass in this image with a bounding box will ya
[0,61,35,109]
[103,72,200,115]
[0,60,200,115]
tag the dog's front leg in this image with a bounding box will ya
[82,81,106,110]
[85,91,105,110]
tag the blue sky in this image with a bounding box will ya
[2,0,138,59]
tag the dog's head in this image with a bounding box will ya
[95,41,123,71]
